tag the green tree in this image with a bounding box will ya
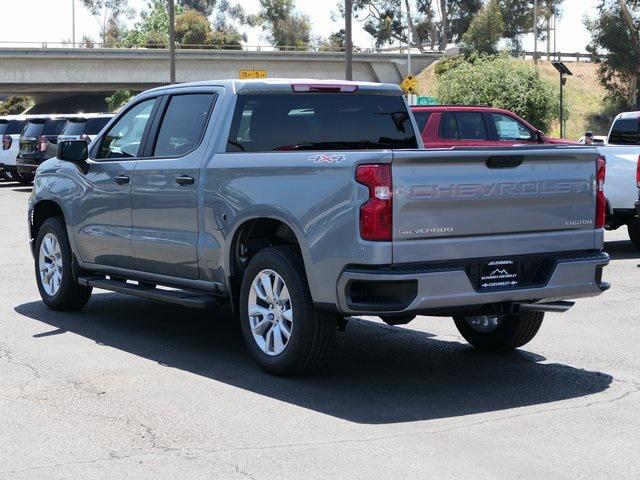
[345,0,481,52]
[0,97,33,115]
[178,0,216,15]
[249,0,310,49]
[462,0,504,54]
[586,0,640,108]
[79,0,134,45]
[436,55,560,131]
[176,9,213,46]
[105,90,133,112]
[498,0,563,52]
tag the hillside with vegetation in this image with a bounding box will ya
[416,58,611,140]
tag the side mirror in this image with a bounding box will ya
[535,130,545,144]
[57,139,88,163]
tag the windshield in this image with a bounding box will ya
[227,93,418,152]
[23,121,45,138]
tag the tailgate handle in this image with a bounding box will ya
[486,156,524,169]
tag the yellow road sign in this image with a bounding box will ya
[400,75,418,94]
[239,70,268,79]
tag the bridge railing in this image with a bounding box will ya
[0,40,373,53]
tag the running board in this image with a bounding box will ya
[77,276,217,309]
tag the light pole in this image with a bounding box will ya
[533,0,538,64]
[72,0,76,47]
[168,0,176,84]
[345,0,353,81]
[552,62,572,139]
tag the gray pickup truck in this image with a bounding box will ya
[28,79,610,375]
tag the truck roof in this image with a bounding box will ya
[142,79,403,96]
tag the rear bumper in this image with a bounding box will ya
[336,251,610,315]
[16,158,39,177]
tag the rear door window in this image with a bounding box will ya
[608,118,640,145]
[455,112,488,140]
[227,93,417,152]
[153,94,215,157]
[490,113,533,141]
[23,121,45,138]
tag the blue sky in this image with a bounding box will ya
[1,0,598,52]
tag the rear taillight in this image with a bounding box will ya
[2,135,11,150]
[636,154,640,189]
[291,83,358,93]
[37,135,49,153]
[356,164,392,241]
[595,155,606,229]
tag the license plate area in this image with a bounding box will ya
[478,259,520,290]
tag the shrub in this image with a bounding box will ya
[436,55,561,132]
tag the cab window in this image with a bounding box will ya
[97,99,156,159]
[153,93,215,157]
[490,113,533,141]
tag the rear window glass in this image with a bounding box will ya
[43,119,67,136]
[227,93,418,152]
[85,117,111,135]
[62,120,87,136]
[0,120,26,135]
[412,111,431,133]
[23,121,45,137]
[608,118,639,145]
[153,94,215,157]
[456,112,488,140]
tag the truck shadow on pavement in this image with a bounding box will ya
[604,240,640,260]
[15,295,612,424]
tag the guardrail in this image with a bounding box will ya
[0,40,368,53]
[0,41,606,62]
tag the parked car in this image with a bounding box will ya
[411,105,576,148]
[58,114,114,143]
[28,79,609,375]
[595,112,640,249]
[16,115,68,184]
[0,115,28,182]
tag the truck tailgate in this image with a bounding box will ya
[392,148,600,264]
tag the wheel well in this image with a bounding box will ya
[228,218,303,309]
[31,200,64,240]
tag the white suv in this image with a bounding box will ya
[0,115,28,181]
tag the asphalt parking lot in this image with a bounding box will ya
[1,179,639,480]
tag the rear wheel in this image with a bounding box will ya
[453,311,544,350]
[35,217,92,311]
[239,245,335,375]
[628,217,640,251]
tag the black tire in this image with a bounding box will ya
[16,173,33,186]
[239,245,336,376]
[453,311,544,351]
[628,217,640,251]
[34,217,92,311]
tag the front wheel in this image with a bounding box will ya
[628,217,640,251]
[453,311,544,351]
[239,245,336,376]
[35,217,92,310]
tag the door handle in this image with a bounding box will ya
[114,175,130,185]
[176,175,195,186]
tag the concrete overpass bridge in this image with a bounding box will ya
[0,47,442,112]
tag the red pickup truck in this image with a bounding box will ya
[411,105,575,148]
